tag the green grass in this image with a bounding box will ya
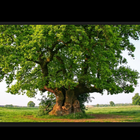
[86,105,140,122]
[0,107,38,122]
[0,105,140,122]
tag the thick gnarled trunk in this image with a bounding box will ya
[42,83,102,116]
[49,89,81,116]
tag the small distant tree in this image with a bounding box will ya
[132,93,140,105]
[27,101,35,107]
[110,101,115,106]
[97,104,99,107]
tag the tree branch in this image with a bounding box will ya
[54,40,71,54]
[78,54,90,84]
[89,85,103,93]
[18,68,40,82]
[44,40,71,64]
[37,49,45,64]
[55,56,66,75]
[26,58,40,64]
[22,75,38,84]
[54,44,65,55]
[49,69,63,77]
[75,83,103,96]
[6,34,14,43]
[44,86,56,94]
[83,54,90,75]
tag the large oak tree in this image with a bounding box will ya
[0,25,140,116]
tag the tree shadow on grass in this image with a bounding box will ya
[109,110,140,116]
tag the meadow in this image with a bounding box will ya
[0,105,140,122]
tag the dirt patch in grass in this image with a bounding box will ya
[87,114,133,122]
[20,114,133,122]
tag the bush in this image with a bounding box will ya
[27,101,35,107]
[37,105,54,116]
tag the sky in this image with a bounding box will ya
[0,37,140,106]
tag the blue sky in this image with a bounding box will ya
[0,38,140,106]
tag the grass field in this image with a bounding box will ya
[0,105,140,122]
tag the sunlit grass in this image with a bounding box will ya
[0,107,38,122]
[86,105,140,122]
[0,105,140,122]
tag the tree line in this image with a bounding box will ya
[94,103,133,107]
[93,93,140,107]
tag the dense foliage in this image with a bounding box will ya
[78,93,95,113]
[0,25,140,112]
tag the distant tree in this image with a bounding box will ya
[132,93,140,105]
[110,101,115,106]
[97,104,99,107]
[27,101,35,107]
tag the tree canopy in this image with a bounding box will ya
[0,25,140,115]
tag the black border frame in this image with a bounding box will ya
[0,21,140,127]
[0,122,140,127]
[1,22,140,25]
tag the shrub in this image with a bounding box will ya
[36,93,55,116]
